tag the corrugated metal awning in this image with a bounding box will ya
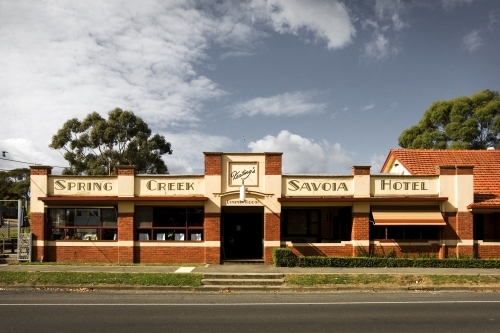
[371,206,446,226]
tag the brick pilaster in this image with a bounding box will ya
[117,165,136,175]
[264,212,280,264]
[117,212,134,263]
[204,152,222,175]
[204,213,221,264]
[29,166,52,175]
[352,213,370,257]
[30,212,46,261]
[456,211,474,257]
[351,166,371,175]
[265,153,282,175]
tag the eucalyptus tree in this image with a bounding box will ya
[49,108,172,175]
[398,89,500,149]
[0,168,30,205]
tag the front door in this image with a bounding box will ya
[222,210,263,259]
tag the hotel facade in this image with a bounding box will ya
[29,150,500,264]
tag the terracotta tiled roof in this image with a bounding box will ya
[385,149,500,207]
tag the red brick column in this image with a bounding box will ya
[264,212,280,265]
[351,166,371,175]
[456,165,474,257]
[456,211,474,257]
[118,212,134,263]
[204,152,222,175]
[30,212,46,261]
[352,213,370,257]
[205,213,221,264]
[265,153,282,175]
[117,166,136,175]
[30,165,52,261]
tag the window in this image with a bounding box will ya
[475,213,500,241]
[370,225,439,240]
[282,209,320,237]
[49,208,117,240]
[135,207,204,241]
[329,207,352,241]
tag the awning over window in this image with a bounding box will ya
[371,206,446,226]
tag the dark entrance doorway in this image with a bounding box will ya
[222,207,263,260]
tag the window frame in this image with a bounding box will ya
[135,206,204,242]
[48,207,118,241]
[282,209,321,237]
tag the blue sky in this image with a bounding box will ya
[1,0,499,175]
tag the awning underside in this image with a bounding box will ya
[372,209,446,226]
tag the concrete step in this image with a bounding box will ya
[202,278,284,286]
[0,254,18,264]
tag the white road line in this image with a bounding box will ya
[2,301,500,306]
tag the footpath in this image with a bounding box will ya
[2,263,500,292]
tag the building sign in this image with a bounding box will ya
[136,177,204,196]
[49,178,118,196]
[371,176,438,196]
[224,198,261,206]
[282,176,354,196]
[228,162,258,187]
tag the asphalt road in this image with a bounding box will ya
[1,290,499,332]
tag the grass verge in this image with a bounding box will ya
[285,274,500,287]
[0,272,203,287]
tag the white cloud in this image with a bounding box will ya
[364,32,392,61]
[441,0,474,11]
[488,10,499,31]
[0,138,67,173]
[231,91,327,118]
[248,130,353,173]
[462,29,483,53]
[374,0,409,31]
[370,154,387,174]
[360,104,375,111]
[0,1,268,173]
[251,0,356,50]
[161,131,233,174]
[361,0,407,62]
[220,51,255,59]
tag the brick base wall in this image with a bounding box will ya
[135,247,205,264]
[264,247,275,264]
[372,244,441,258]
[45,246,119,263]
[288,245,354,257]
[477,244,500,258]
[205,247,220,264]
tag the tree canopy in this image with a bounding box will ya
[398,89,500,150]
[0,168,30,206]
[49,108,173,175]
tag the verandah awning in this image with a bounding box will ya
[371,206,446,226]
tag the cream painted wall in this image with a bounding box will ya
[30,174,48,213]
[204,175,221,213]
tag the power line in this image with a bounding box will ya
[0,157,66,169]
